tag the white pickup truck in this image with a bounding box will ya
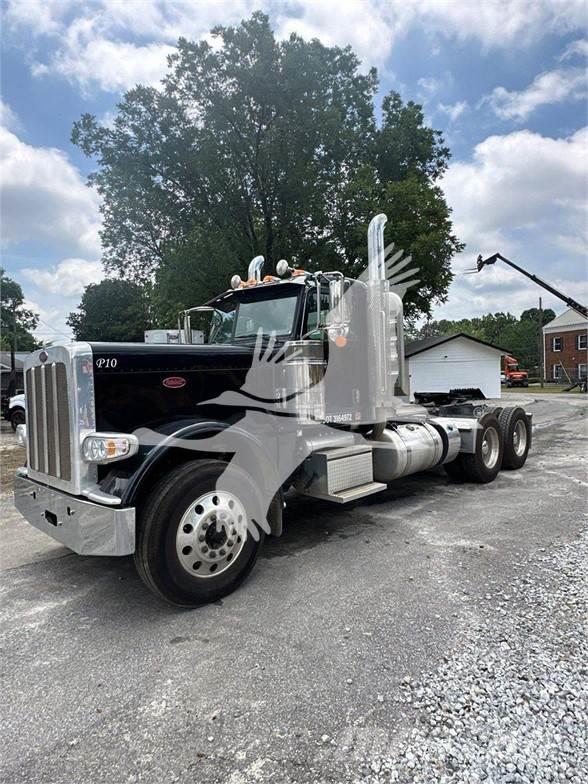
[5,393,25,431]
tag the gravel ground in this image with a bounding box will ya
[1,394,586,783]
[357,527,588,784]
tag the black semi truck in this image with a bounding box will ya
[14,215,532,606]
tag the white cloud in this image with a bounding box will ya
[560,38,588,60]
[49,36,174,93]
[0,127,101,258]
[442,127,587,253]
[437,100,469,123]
[486,67,587,121]
[0,100,20,131]
[437,128,588,318]
[275,1,394,67]
[21,258,103,296]
[4,0,588,93]
[417,76,445,96]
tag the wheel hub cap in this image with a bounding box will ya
[513,419,527,457]
[481,426,500,469]
[176,491,247,578]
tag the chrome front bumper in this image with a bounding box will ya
[14,474,135,556]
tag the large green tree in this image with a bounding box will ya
[1,268,39,352]
[1,269,39,395]
[67,279,151,342]
[72,12,461,323]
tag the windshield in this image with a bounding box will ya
[193,288,300,344]
[234,294,298,338]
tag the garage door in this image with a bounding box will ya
[408,337,501,399]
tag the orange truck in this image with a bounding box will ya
[502,355,529,387]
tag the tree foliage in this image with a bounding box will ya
[72,12,462,324]
[411,308,557,369]
[67,279,151,342]
[0,269,39,352]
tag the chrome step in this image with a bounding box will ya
[295,443,386,503]
[301,480,386,504]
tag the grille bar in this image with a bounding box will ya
[26,361,71,482]
[51,362,61,479]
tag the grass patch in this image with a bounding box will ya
[503,384,585,394]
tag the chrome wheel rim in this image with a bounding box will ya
[481,426,500,469]
[176,491,247,578]
[512,419,527,457]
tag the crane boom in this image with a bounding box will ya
[476,252,587,319]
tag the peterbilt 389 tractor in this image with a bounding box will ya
[14,215,532,606]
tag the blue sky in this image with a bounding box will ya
[1,0,587,341]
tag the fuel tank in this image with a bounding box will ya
[372,421,460,482]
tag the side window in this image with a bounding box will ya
[552,336,562,351]
[303,289,330,335]
[553,363,562,379]
[577,333,587,350]
[578,363,587,379]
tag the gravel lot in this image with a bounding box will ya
[0,394,586,784]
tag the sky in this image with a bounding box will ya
[1,0,587,342]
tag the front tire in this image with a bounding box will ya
[134,460,265,606]
[10,408,25,431]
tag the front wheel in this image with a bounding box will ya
[134,460,265,606]
[10,408,25,431]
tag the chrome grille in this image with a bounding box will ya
[26,363,71,481]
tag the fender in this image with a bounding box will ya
[121,418,283,535]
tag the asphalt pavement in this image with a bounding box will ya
[0,394,586,783]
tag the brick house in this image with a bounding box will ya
[542,308,588,382]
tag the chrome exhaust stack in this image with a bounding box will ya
[367,214,387,281]
[248,255,265,282]
[366,214,408,422]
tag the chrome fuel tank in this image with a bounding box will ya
[372,421,460,482]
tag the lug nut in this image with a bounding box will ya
[202,522,208,531]
[219,549,226,556]
[209,551,216,558]
[227,539,234,547]
[199,534,205,542]
[201,545,208,553]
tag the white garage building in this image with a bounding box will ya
[404,333,505,400]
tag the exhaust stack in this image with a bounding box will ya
[367,214,387,281]
[365,214,407,415]
[248,255,265,282]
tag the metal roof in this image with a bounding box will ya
[405,333,508,358]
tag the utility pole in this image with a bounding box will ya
[538,297,544,389]
[9,302,17,397]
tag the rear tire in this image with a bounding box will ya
[445,414,503,484]
[498,406,531,470]
[444,454,467,481]
[134,459,265,606]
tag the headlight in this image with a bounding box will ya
[82,433,139,464]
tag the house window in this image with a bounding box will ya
[552,336,562,351]
[578,334,587,350]
[553,364,562,379]
[579,363,587,380]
